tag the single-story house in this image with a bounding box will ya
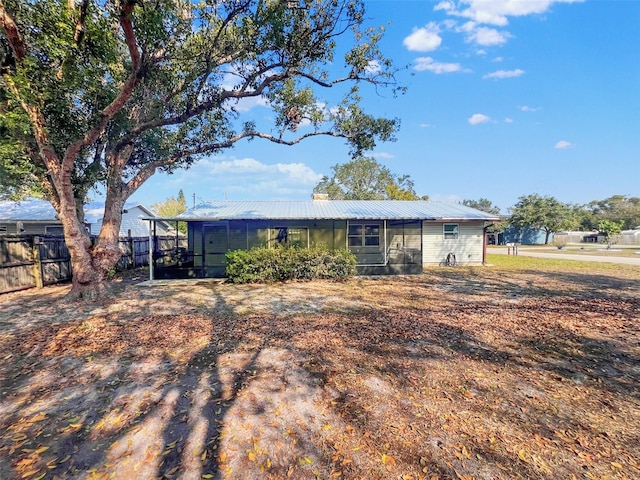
[0,198,174,237]
[89,203,176,238]
[149,198,499,279]
[0,198,69,235]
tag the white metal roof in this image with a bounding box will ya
[171,200,500,221]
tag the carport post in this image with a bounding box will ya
[148,220,154,281]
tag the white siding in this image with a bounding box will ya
[422,221,485,266]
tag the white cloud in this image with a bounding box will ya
[468,113,491,125]
[231,96,270,112]
[371,152,395,159]
[554,140,575,149]
[403,23,442,52]
[520,105,541,112]
[158,157,323,199]
[414,57,463,74]
[419,123,435,128]
[504,117,514,123]
[483,68,525,79]
[467,27,511,46]
[435,0,584,27]
[365,60,382,75]
[493,56,504,62]
[206,158,321,183]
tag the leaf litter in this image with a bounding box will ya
[0,266,638,479]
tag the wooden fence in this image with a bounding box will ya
[0,235,185,294]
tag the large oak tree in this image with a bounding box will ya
[509,194,576,245]
[313,156,427,200]
[0,0,400,298]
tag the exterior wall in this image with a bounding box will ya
[168,218,489,278]
[0,221,63,236]
[422,221,485,265]
[501,225,551,245]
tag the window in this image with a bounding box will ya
[272,227,308,248]
[348,223,380,247]
[45,225,64,235]
[443,224,459,239]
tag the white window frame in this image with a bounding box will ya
[443,223,459,240]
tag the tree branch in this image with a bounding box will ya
[62,0,142,176]
[0,1,26,61]
[124,127,349,197]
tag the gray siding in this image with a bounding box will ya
[422,221,485,265]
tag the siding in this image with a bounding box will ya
[422,221,485,265]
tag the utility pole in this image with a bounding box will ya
[193,193,196,208]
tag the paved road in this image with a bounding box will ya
[490,247,640,266]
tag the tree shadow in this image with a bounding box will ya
[2,274,639,479]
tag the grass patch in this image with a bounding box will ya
[486,253,640,276]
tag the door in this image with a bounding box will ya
[387,220,422,274]
[203,224,228,277]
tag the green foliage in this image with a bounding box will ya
[509,194,577,244]
[462,198,501,215]
[313,156,426,200]
[597,219,624,249]
[152,192,188,233]
[1,0,400,293]
[225,246,357,283]
[582,196,640,231]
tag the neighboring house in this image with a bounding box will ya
[89,204,176,238]
[149,198,499,278]
[0,198,68,235]
[0,199,174,237]
[500,224,553,245]
[485,216,555,245]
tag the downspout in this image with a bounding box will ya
[483,222,495,264]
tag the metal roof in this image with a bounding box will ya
[0,198,58,220]
[169,200,500,221]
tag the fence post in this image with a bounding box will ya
[128,234,134,269]
[32,236,44,288]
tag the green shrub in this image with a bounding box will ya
[225,246,356,283]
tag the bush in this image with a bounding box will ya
[225,246,357,283]
[552,236,567,249]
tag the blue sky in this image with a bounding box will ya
[128,0,640,214]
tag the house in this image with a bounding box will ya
[88,203,176,238]
[0,198,68,235]
[0,199,175,237]
[148,199,499,279]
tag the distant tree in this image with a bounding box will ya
[584,195,640,230]
[152,192,188,233]
[314,157,427,200]
[509,194,577,244]
[598,219,623,249]
[462,198,500,215]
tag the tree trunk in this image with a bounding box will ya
[61,194,125,300]
[544,229,551,245]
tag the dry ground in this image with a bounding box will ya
[0,260,639,480]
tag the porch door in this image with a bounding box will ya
[387,220,422,274]
[203,224,228,277]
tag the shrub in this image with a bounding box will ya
[552,235,567,249]
[225,246,356,283]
